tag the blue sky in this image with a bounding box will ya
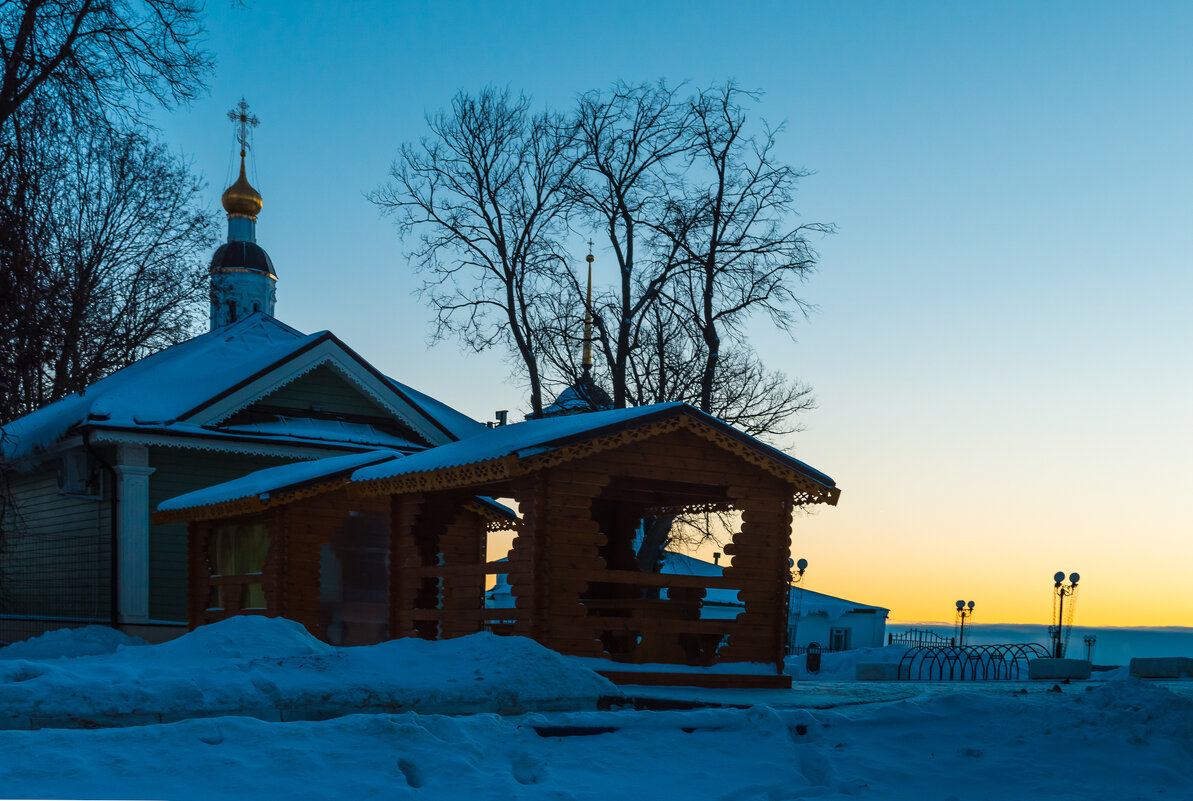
[157,1,1192,624]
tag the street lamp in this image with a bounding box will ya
[1051,571,1080,658]
[787,558,809,654]
[954,600,975,647]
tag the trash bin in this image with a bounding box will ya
[806,642,822,674]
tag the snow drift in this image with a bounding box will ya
[0,617,616,725]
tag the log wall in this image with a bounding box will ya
[389,490,490,639]
[501,428,796,671]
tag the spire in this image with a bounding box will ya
[210,99,276,330]
[221,99,263,230]
[582,242,594,373]
[539,241,610,417]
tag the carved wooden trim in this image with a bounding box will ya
[348,414,838,506]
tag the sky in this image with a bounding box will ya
[153,0,1193,627]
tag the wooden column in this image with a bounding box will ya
[718,480,793,666]
[281,497,328,637]
[538,464,607,657]
[508,472,546,639]
[437,498,486,638]
[389,492,424,638]
[186,521,211,630]
[263,505,285,622]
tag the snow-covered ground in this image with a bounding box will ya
[2,619,1192,800]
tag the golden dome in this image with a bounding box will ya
[221,151,262,218]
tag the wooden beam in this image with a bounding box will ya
[578,616,761,637]
[408,607,530,622]
[555,568,756,591]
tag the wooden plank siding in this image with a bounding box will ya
[0,463,113,630]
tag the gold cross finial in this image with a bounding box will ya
[227,98,260,156]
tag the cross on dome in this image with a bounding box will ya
[227,98,260,155]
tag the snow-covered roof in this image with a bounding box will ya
[157,449,404,514]
[156,447,517,524]
[660,551,725,578]
[789,585,889,618]
[154,401,838,521]
[542,373,613,416]
[2,315,304,461]
[218,417,422,450]
[351,403,837,491]
[1,313,486,463]
[353,405,685,485]
[388,379,488,442]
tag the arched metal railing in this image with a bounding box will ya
[898,643,1052,681]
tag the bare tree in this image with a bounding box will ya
[379,82,831,571]
[0,0,211,132]
[572,81,693,409]
[370,89,582,416]
[0,101,216,424]
[653,84,832,412]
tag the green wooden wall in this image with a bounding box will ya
[0,463,112,623]
[253,365,390,417]
[147,449,291,622]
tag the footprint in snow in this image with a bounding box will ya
[397,758,424,788]
[196,722,224,746]
[512,752,548,785]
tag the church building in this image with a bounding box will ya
[0,120,486,643]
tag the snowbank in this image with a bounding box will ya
[148,615,334,660]
[786,644,907,681]
[0,625,146,660]
[0,617,616,725]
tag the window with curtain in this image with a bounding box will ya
[207,520,270,610]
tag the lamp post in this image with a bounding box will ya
[788,557,809,654]
[1052,571,1080,658]
[954,600,975,647]
[1084,634,1097,662]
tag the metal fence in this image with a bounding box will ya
[898,643,1051,681]
[889,628,955,647]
